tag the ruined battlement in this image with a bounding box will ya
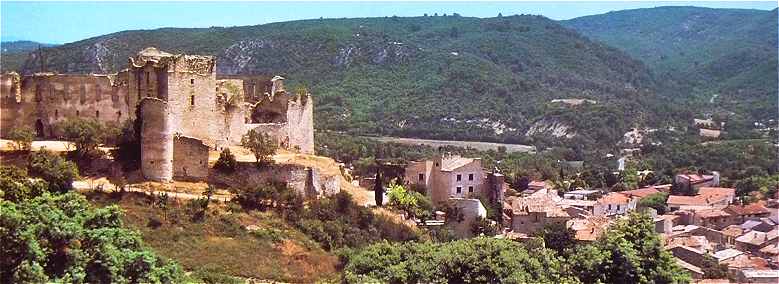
[0,47,314,182]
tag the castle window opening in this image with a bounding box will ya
[55,109,59,119]
[117,111,122,120]
[191,78,195,85]
[457,174,462,181]
[456,186,462,194]
[190,95,195,106]
[468,186,474,193]
[95,110,100,118]
[469,173,474,181]
[76,110,80,117]
[419,173,424,181]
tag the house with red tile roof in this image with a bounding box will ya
[594,192,637,216]
[620,186,662,200]
[725,202,771,223]
[667,187,735,211]
[675,172,720,193]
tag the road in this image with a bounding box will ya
[365,136,536,153]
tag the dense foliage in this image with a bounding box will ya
[213,148,238,174]
[342,238,575,283]
[58,118,107,158]
[8,127,34,151]
[565,6,778,123]
[0,192,182,283]
[20,14,672,148]
[342,213,689,283]
[27,150,79,193]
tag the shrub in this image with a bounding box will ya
[58,118,106,158]
[241,129,278,165]
[250,228,286,244]
[112,118,141,170]
[214,148,237,173]
[1,192,183,283]
[0,166,47,202]
[8,127,34,151]
[27,149,79,193]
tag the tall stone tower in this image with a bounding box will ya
[134,47,217,182]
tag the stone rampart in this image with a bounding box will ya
[140,98,173,182]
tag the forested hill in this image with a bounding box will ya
[564,6,779,121]
[17,15,668,147]
[0,41,57,74]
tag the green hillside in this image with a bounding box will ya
[15,15,672,149]
[1,41,57,72]
[564,6,778,121]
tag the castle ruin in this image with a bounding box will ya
[1,47,314,182]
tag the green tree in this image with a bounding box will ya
[213,148,237,173]
[700,254,729,279]
[112,117,142,170]
[8,127,34,151]
[58,118,106,158]
[342,238,577,283]
[535,222,576,256]
[567,213,690,283]
[386,182,420,219]
[27,149,79,193]
[638,192,669,214]
[0,192,182,283]
[0,166,47,202]
[241,129,278,165]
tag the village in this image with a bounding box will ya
[1,33,777,282]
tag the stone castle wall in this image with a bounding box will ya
[286,94,314,154]
[0,72,131,137]
[140,98,173,182]
[173,135,209,180]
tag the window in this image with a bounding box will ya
[457,174,462,181]
[117,111,122,120]
[418,173,424,181]
[456,187,462,194]
[608,204,612,210]
[55,110,59,119]
[76,110,80,117]
[435,162,439,167]
[190,78,195,85]
[190,95,195,106]
[469,173,474,181]
[95,110,99,118]
[468,186,474,193]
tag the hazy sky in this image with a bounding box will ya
[2,1,777,44]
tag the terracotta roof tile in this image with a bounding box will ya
[725,202,770,216]
[598,192,631,204]
[620,187,661,199]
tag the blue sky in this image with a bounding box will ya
[2,1,777,44]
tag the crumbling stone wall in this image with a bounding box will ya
[0,72,131,137]
[209,162,340,199]
[286,94,314,154]
[173,135,209,180]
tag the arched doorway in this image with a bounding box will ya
[35,119,45,138]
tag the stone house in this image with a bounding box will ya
[724,202,771,224]
[504,190,572,235]
[404,154,506,206]
[674,172,720,194]
[593,192,637,216]
[667,187,735,211]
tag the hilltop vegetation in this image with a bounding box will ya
[16,15,669,148]
[0,41,56,72]
[564,6,778,122]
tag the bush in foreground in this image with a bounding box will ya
[0,192,182,283]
